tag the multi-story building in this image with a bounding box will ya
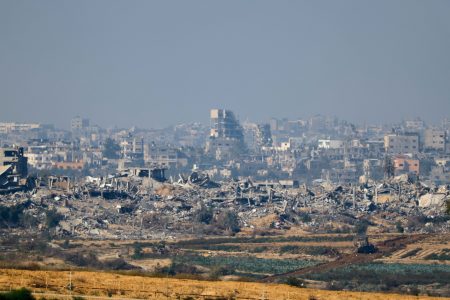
[384,133,419,154]
[393,155,419,175]
[144,144,187,169]
[206,109,245,160]
[423,129,446,152]
[120,136,144,160]
[363,159,384,181]
[404,118,425,131]
[209,109,244,140]
[26,152,53,170]
[0,122,41,134]
[71,116,90,132]
[308,115,326,132]
[243,122,272,153]
[318,139,345,150]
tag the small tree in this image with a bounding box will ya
[132,242,143,259]
[102,138,121,159]
[196,205,214,224]
[299,212,312,223]
[216,210,240,233]
[395,221,404,233]
[354,219,369,235]
[62,239,70,249]
[45,208,63,228]
[383,156,395,179]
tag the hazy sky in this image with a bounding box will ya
[1,1,450,129]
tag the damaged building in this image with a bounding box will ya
[0,146,28,190]
[206,109,246,160]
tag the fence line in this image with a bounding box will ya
[0,283,265,300]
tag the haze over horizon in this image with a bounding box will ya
[1,1,450,129]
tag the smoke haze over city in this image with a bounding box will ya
[1,0,450,128]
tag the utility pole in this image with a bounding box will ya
[352,184,356,209]
[69,271,72,294]
[375,185,378,204]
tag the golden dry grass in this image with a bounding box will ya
[0,268,447,300]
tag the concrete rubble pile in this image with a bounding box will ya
[1,170,449,239]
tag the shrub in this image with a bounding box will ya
[285,277,305,288]
[102,258,137,270]
[216,210,240,233]
[45,208,63,228]
[196,205,214,225]
[0,203,34,229]
[62,239,71,249]
[132,242,143,259]
[354,219,370,235]
[0,288,34,300]
[395,221,404,233]
[102,138,120,159]
[299,212,312,223]
[157,262,200,276]
[210,265,235,279]
[64,251,101,268]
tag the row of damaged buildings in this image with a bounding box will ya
[0,114,450,189]
[1,114,450,239]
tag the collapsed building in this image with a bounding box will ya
[0,161,449,240]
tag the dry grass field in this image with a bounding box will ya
[0,269,448,300]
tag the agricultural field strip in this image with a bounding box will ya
[179,241,354,248]
[263,234,432,281]
[172,254,320,275]
[1,291,155,300]
[59,234,408,250]
[376,258,450,265]
[0,269,448,300]
[303,262,450,286]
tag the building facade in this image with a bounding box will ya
[423,129,446,152]
[384,134,419,154]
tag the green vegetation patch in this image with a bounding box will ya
[0,288,34,300]
[425,249,450,261]
[305,262,450,286]
[173,254,319,276]
[176,235,353,248]
[278,245,339,256]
